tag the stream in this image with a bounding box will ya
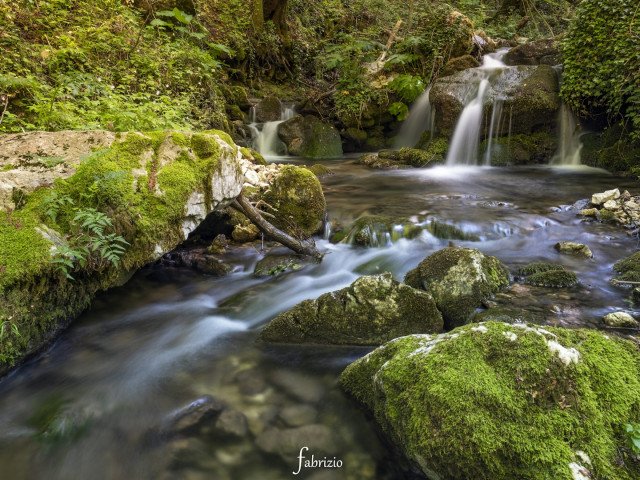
[0,158,637,479]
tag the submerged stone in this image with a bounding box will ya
[340,322,640,480]
[404,247,510,329]
[554,241,593,258]
[342,215,422,247]
[259,273,444,345]
[517,261,565,276]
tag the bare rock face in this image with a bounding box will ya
[0,130,116,210]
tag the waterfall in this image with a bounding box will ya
[483,98,504,166]
[394,87,435,148]
[446,52,507,167]
[250,103,295,158]
[552,103,582,166]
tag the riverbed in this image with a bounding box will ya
[0,159,636,479]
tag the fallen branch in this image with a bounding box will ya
[232,193,324,261]
[611,279,640,286]
[366,19,403,76]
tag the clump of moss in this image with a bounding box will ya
[614,252,640,283]
[526,270,578,288]
[261,165,326,238]
[340,322,640,480]
[517,262,565,276]
[305,164,333,177]
[404,247,510,329]
[427,221,479,241]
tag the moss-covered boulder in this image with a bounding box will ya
[555,241,593,258]
[482,132,557,166]
[526,270,579,288]
[0,130,244,373]
[254,97,283,123]
[340,322,640,480]
[431,65,559,137]
[278,115,343,159]
[404,247,510,328]
[614,252,640,283]
[259,273,444,345]
[261,165,326,238]
[503,38,561,66]
[516,261,566,276]
[441,54,480,76]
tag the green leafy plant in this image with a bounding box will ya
[626,423,640,454]
[388,74,424,103]
[52,207,129,279]
[389,101,409,121]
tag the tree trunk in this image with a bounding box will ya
[262,0,289,36]
[232,193,324,261]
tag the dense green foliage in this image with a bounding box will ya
[562,0,640,139]
[0,0,229,132]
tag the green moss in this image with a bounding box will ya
[260,273,443,345]
[0,130,238,371]
[614,252,640,283]
[526,270,579,288]
[340,322,640,480]
[261,165,326,238]
[517,262,566,276]
[404,247,510,329]
[240,147,267,166]
[427,221,479,241]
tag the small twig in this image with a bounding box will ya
[0,94,9,126]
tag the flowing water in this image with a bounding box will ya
[394,87,435,149]
[0,156,637,479]
[251,105,295,158]
[553,103,583,166]
[446,53,507,166]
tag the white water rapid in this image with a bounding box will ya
[250,104,295,158]
[446,52,507,166]
[552,103,582,166]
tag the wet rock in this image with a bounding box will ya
[603,312,639,328]
[591,188,620,206]
[340,322,640,480]
[278,404,318,427]
[431,65,560,137]
[207,234,229,254]
[260,273,444,345]
[164,395,226,434]
[503,38,561,66]
[342,215,422,247]
[254,97,283,122]
[235,367,268,396]
[256,424,340,459]
[441,54,480,76]
[404,247,510,329]
[214,409,249,438]
[305,164,333,177]
[278,115,343,159]
[554,241,593,258]
[269,370,326,403]
[254,254,309,277]
[427,221,480,241]
[160,248,231,276]
[232,223,260,243]
[261,165,326,237]
[525,270,578,288]
[579,208,599,218]
[473,305,545,324]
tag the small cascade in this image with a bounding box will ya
[394,87,435,148]
[552,103,582,166]
[446,52,507,167]
[483,98,504,165]
[250,103,295,158]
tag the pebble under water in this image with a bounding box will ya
[0,158,637,480]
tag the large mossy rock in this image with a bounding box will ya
[261,164,326,237]
[405,247,509,328]
[0,130,244,373]
[614,251,640,283]
[503,38,561,66]
[481,132,557,166]
[340,322,640,480]
[431,65,560,137]
[259,273,444,345]
[278,115,343,159]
